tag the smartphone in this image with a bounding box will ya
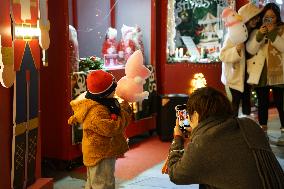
[175,104,190,132]
[263,17,272,25]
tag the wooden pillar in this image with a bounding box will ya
[0,87,12,189]
[110,0,116,28]
[72,0,78,29]
[236,0,249,10]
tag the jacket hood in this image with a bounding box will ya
[70,92,99,123]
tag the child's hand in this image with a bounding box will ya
[120,100,132,114]
[68,115,78,126]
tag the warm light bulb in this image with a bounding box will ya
[14,23,40,41]
[189,73,207,94]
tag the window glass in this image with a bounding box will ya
[167,0,235,63]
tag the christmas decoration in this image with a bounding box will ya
[189,73,207,94]
[12,0,41,71]
[167,0,176,55]
[102,27,118,56]
[117,25,137,64]
[102,27,118,67]
[11,0,41,188]
[221,7,248,45]
[0,0,15,88]
[38,0,50,51]
[69,25,79,72]
[79,56,104,72]
[168,0,236,63]
[0,35,15,88]
[132,26,145,56]
[115,50,151,102]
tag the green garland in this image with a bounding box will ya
[79,56,104,72]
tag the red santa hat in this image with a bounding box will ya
[86,70,117,98]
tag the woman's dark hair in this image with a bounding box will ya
[260,3,283,26]
[186,87,233,122]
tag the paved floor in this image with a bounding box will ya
[54,108,284,189]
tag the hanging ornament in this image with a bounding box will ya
[0,0,15,88]
[38,0,50,50]
[12,0,41,71]
[20,0,31,21]
[38,0,50,66]
[0,35,15,88]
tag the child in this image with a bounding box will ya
[68,70,132,189]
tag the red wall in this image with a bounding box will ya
[0,87,12,189]
[236,0,249,10]
[163,63,223,94]
[40,0,82,160]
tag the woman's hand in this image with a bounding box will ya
[259,25,268,34]
[173,119,183,137]
[235,43,244,55]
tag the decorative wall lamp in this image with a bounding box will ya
[189,73,207,94]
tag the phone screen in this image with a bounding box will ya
[175,104,190,129]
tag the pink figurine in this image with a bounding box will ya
[115,50,151,102]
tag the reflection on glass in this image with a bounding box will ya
[167,0,233,63]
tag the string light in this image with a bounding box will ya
[167,0,176,56]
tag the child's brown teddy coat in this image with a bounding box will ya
[68,96,132,167]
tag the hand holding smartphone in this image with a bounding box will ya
[175,104,190,136]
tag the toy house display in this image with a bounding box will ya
[168,0,232,62]
[198,12,221,58]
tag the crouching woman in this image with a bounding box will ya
[167,87,284,189]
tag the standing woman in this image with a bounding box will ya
[246,3,284,145]
[220,3,262,117]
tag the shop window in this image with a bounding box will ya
[167,0,236,63]
[73,0,152,71]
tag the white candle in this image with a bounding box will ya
[179,48,184,58]
[175,48,179,59]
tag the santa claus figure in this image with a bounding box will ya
[102,27,119,67]
[69,25,79,72]
[132,26,145,56]
[102,27,118,56]
[117,25,136,64]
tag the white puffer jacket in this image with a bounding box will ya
[246,27,284,86]
[220,35,246,92]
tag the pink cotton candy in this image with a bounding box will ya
[116,50,151,102]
